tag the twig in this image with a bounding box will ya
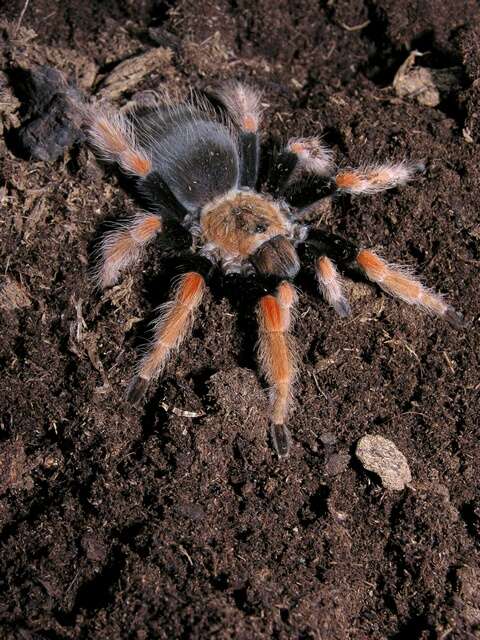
[14,0,31,35]
[339,19,370,32]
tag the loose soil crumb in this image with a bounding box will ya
[0,1,479,639]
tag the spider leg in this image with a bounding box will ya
[333,161,424,195]
[95,212,163,289]
[270,136,334,196]
[291,160,424,221]
[257,281,298,458]
[315,255,351,318]
[127,272,206,404]
[356,249,464,327]
[306,229,463,327]
[87,107,152,177]
[215,83,262,188]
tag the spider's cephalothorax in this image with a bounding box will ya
[199,190,301,278]
[87,83,463,458]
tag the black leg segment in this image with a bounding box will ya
[239,131,260,188]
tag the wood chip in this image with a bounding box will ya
[160,402,205,419]
[0,276,31,310]
[0,437,27,495]
[96,48,173,99]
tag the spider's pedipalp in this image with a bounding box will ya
[315,256,351,318]
[334,161,424,195]
[357,249,463,326]
[87,108,152,177]
[257,281,298,457]
[128,272,205,404]
[215,82,262,188]
[95,213,163,289]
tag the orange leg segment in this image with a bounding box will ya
[334,161,423,195]
[257,281,298,457]
[316,256,351,318]
[216,82,262,133]
[357,249,463,327]
[128,272,205,404]
[287,137,334,177]
[88,111,152,177]
[97,213,163,288]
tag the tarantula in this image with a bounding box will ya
[86,83,463,458]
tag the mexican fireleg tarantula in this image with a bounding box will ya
[86,83,463,458]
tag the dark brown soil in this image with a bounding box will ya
[1,1,480,638]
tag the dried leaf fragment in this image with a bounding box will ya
[160,402,205,418]
[0,276,31,310]
[393,51,461,107]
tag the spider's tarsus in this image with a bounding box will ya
[270,423,292,458]
[414,161,426,175]
[127,376,149,405]
[315,255,351,317]
[334,298,352,318]
[444,306,465,329]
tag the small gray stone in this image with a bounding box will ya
[325,452,350,476]
[356,434,412,491]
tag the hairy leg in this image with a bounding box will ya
[306,229,463,326]
[272,143,420,199]
[215,83,262,188]
[356,249,463,327]
[128,272,205,404]
[257,281,298,457]
[292,160,424,221]
[270,136,334,195]
[315,255,351,318]
[87,107,152,177]
[333,161,424,195]
[95,213,163,289]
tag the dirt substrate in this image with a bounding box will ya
[0,1,479,638]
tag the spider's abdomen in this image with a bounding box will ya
[136,107,240,214]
